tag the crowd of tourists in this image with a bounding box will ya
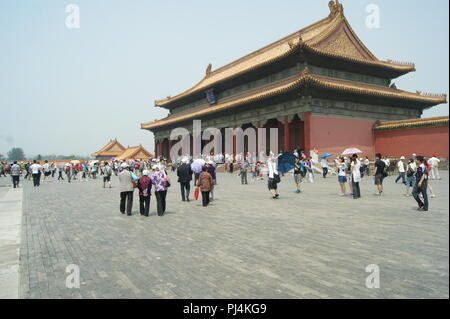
[0,150,443,213]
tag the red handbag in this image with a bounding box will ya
[194,187,199,200]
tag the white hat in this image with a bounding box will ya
[121,163,128,169]
[400,156,405,160]
[412,153,417,157]
[152,165,160,170]
[181,157,189,163]
[142,170,149,176]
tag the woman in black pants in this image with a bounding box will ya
[151,165,169,216]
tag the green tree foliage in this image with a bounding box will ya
[7,148,26,161]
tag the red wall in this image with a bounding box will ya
[309,115,377,158]
[375,125,449,159]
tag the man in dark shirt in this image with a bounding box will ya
[177,158,193,202]
[373,153,386,195]
[412,156,429,212]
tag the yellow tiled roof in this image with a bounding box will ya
[91,139,126,157]
[115,145,153,161]
[374,116,449,131]
[142,69,447,130]
[154,1,415,108]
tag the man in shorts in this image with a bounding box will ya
[374,153,387,195]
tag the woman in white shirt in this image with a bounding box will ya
[350,154,362,199]
[267,154,279,199]
[337,157,347,196]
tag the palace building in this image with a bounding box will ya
[91,139,126,160]
[92,140,153,161]
[141,0,447,159]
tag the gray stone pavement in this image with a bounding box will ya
[0,186,23,298]
[0,170,447,299]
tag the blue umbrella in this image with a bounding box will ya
[320,153,333,159]
[7,162,14,165]
[277,152,296,174]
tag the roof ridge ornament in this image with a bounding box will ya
[328,0,343,17]
[205,63,212,77]
[301,66,310,77]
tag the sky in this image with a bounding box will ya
[0,0,448,157]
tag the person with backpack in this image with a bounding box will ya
[373,153,387,195]
[103,162,113,188]
[412,156,429,212]
[137,170,153,216]
[196,165,214,207]
[395,156,407,184]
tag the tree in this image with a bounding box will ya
[7,148,26,161]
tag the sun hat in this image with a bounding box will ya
[400,156,405,160]
[121,163,128,169]
[142,170,149,176]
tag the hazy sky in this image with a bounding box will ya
[0,0,448,157]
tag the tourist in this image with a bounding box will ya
[137,170,152,217]
[240,160,249,185]
[395,156,406,184]
[405,158,415,197]
[103,162,112,188]
[305,157,315,183]
[30,160,42,187]
[43,160,51,181]
[81,162,87,182]
[350,154,361,199]
[118,163,134,216]
[65,163,72,183]
[320,157,328,178]
[424,159,437,198]
[177,157,193,202]
[267,154,280,199]
[51,162,56,179]
[374,153,387,195]
[364,156,370,176]
[0,162,5,177]
[337,157,347,196]
[57,163,64,180]
[11,161,21,188]
[152,164,170,216]
[206,161,216,200]
[412,156,429,212]
[293,156,304,193]
[23,162,30,180]
[383,156,391,176]
[196,166,214,207]
[427,154,441,180]
[90,163,97,179]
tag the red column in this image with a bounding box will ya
[256,121,261,155]
[304,112,311,155]
[233,128,237,160]
[284,115,290,152]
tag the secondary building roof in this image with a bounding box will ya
[374,116,449,131]
[91,139,126,157]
